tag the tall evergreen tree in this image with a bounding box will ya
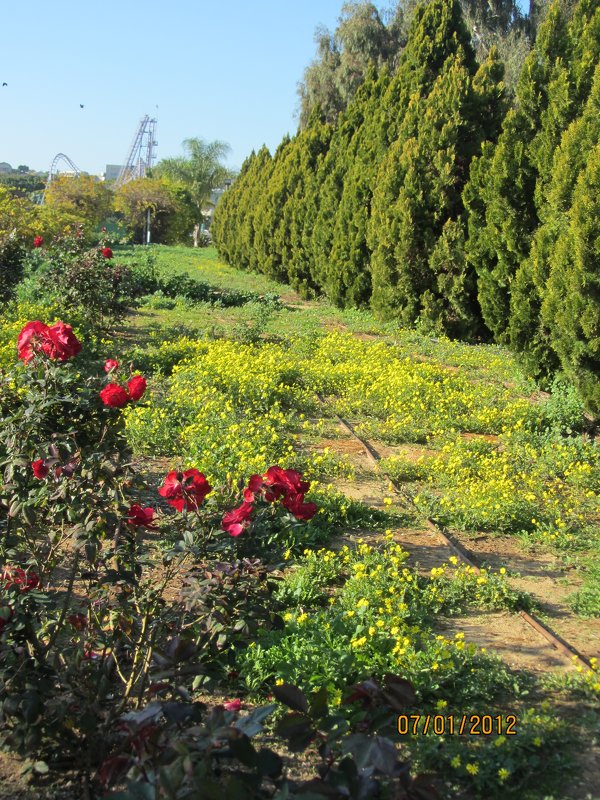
[309,68,387,295]
[283,113,333,295]
[211,153,253,263]
[369,46,504,334]
[509,59,600,377]
[326,0,480,311]
[464,1,572,341]
[253,136,294,281]
[235,146,274,273]
[541,142,600,411]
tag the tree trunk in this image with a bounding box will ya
[192,223,200,247]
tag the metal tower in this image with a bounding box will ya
[115,115,158,186]
[42,153,81,203]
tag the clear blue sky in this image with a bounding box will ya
[1,0,527,175]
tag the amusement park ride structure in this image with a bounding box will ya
[43,115,158,202]
[114,115,158,187]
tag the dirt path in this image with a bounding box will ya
[308,415,598,675]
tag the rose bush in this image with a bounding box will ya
[0,320,325,788]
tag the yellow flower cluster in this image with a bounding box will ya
[389,432,600,536]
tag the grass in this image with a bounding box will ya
[2,243,599,799]
[108,246,600,631]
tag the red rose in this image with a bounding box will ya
[127,375,147,401]
[33,236,44,248]
[100,383,130,408]
[17,320,81,363]
[158,469,212,512]
[104,359,119,373]
[2,566,40,592]
[223,699,242,712]
[67,614,88,630]
[125,504,157,529]
[243,473,265,502]
[282,493,317,521]
[264,466,310,501]
[222,501,254,537]
[17,320,50,362]
[46,321,82,360]
[102,247,113,259]
[31,459,49,479]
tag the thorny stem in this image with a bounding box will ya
[46,552,80,653]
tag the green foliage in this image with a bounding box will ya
[114,177,195,245]
[466,0,599,362]
[540,142,600,412]
[0,234,26,302]
[43,174,113,230]
[297,2,402,128]
[310,67,388,301]
[31,232,132,330]
[369,38,505,336]
[154,138,233,246]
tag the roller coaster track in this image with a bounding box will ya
[41,152,81,203]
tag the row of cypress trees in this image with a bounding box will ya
[212,0,600,411]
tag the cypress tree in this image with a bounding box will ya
[509,60,600,377]
[506,0,599,377]
[212,152,254,264]
[236,146,274,272]
[253,136,293,280]
[284,112,333,296]
[309,67,387,296]
[327,0,479,311]
[369,5,504,335]
[465,0,598,342]
[541,142,600,412]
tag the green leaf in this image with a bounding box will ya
[274,683,309,713]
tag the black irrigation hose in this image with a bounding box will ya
[315,394,592,671]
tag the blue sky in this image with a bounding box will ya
[1,1,527,175]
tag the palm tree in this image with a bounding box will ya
[155,138,233,246]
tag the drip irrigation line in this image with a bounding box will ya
[315,394,592,671]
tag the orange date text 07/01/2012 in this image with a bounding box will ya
[397,714,518,736]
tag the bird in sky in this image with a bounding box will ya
[80,103,84,108]
[2,82,7,87]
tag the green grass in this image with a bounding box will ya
[117,244,288,295]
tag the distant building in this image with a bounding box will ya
[104,164,123,182]
[0,162,13,174]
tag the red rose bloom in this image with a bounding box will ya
[100,383,130,408]
[282,493,318,521]
[243,473,265,502]
[222,501,254,537]
[125,504,157,529]
[32,459,49,479]
[101,247,113,259]
[264,466,310,501]
[158,469,212,512]
[17,320,81,363]
[2,566,40,592]
[127,375,147,401]
[46,321,82,360]
[33,236,43,248]
[104,359,119,373]
[17,321,51,363]
[67,614,88,630]
[223,699,242,712]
